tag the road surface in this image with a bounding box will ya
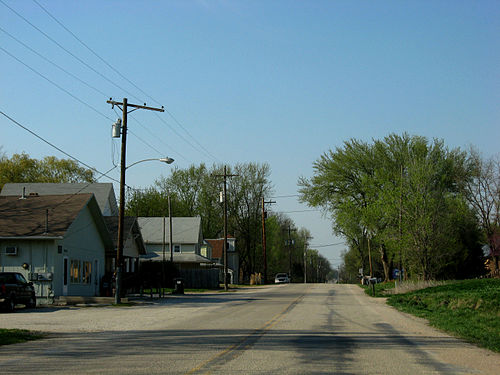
[0,284,498,374]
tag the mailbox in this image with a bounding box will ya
[37,273,53,281]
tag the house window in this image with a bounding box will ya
[70,260,80,283]
[174,245,181,253]
[70,260,92,284]
[82,262,92,284]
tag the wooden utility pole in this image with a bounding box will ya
[214,166,238,291]
[107,98,164,304]
[261,198,275,284]
[286,225,296,279]
[304,235,313,283]
[169,195,173,262]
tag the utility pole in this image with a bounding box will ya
[162,216,166,298]
[261,198,275,284]
[399,164,403,283]
[304,235,313,283]
[214,166,238,291]
[169,195,173,263]
[286,225,296,279]
[107,98,164,304]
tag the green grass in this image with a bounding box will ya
[386,279,500,352]
[0,328,45,346]
[361,281,396,297]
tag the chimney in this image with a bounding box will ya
[19,187,27,200]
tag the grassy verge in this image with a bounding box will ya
[386,279,500,352]
[361,281,396,297]
[361,280,449,297]
[0,328,45,346]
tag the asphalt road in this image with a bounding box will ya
[0,284,499,374]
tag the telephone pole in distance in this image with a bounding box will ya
[214,166,238,291]
[262,198,275,284]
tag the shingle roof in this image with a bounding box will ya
[0,183,118,216]
[0,193,95,238]
[137,217,202,244]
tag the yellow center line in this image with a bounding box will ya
[184,289,308,375]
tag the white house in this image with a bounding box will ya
[0,193,113,302]
[137,217,219,288]
[137,217,210,265]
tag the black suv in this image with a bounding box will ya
[0,272,36,312]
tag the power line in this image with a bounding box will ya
[0,110,119,184]
[0,46,113,121]
[0,26,108,97]
[310,242,345,248]
[154,113,219,163]
[160,109,221,163]
[0,0,142,103]
[30,0,220,164]
[0,44,177,162]
[32,0,149,102]
[274,209,320,214]
[129,115,191,163]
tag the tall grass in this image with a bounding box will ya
[387,279,448,294]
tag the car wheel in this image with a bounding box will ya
[27,294,36,308]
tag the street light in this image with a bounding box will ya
[126,157,174,169]
[114,156,174,304]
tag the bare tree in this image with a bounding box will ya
[464,149,500,271]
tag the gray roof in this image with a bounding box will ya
[137,217,202,244]
[1,183,118,216]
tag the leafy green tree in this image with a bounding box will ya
[226,162,273,280]
[126,162,275,282]
[0,152,95,189]
[299,133,481,281]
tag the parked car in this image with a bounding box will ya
[0,272,36,312]
[274,273,290,284]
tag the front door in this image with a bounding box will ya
[63,257,68,296]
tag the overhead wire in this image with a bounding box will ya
[30,0,221,164]
[0,0,143,104]
[0,110,120,184]
[32,0,156,108]
[1,5,184,165]
[0,26,108,98]
[154,113,217,162]
[0,46,113,122]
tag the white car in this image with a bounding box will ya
[274,273,290,284]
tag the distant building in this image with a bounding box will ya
[205,236,239,284]
[137,217,219,288]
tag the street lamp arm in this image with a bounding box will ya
[126,157,174,170]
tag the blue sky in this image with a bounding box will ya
[1,0,499,268]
